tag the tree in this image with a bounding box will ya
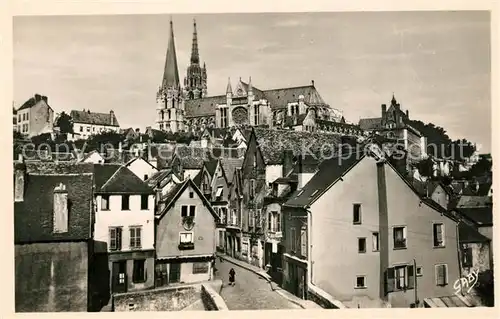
[415,157,435,178]
[447,139,476,161]
[55,111,74,134]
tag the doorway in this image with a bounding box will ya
[112,260,127,293]
[169,262,181,283]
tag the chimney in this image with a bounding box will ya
[405,110,409,118]
[34,94,41,102]
[14,162,26,202]
[42,96,48,104]
[311,80,315,87]
[53,183,69,233]
[282,150,294,177]
[110,110,115,126]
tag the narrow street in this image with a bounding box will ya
[214,258,301,310]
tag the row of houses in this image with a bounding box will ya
[14,123,493,310]
[207,128,493,308]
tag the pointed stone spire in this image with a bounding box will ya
[161,18,180,89]
[391,92,397,105]
[248,76,253,93]
[226,77,233,94]
[190,18,200,65]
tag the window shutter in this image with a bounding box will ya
[385,268,395,294]
[443,265,448,285]
[407,265,415,289]
[436,265,445,286]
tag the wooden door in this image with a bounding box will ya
[112,261,127,293]
[169,262,181,283]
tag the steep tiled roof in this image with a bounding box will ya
[285,151,365,208]
[456,195,493,208]
[192,170,202,186]
[95,165,153,194]
[70,110,119,127]
[18,94,50,111]
[359,117,382,131]
[205,159,218,177]
[146,169,172,188]
[17,150,77,162]
[185,95,226,117]
[459,223,490,243]
[220,158,244,184]
[253,127,342,165]
[14,162,94,243]
[455,206,493,226]
[157,179,218,220]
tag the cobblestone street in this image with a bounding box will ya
[214,258,301,310]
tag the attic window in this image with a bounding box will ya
[296,189,304,198]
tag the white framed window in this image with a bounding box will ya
[353,204,361,224]
[181,205,196,217]
[216,186,223,198]
[393,226,407,249]
[129,226,142,249]
[355,276,366,289]
[180,232,194,244]
[109,227,122,251]
[435,264,448,286]
[358,237,366,253]
[372,232,380,251]
[433,223,445,247]
[101,195,110,210]
[416,266,423,277]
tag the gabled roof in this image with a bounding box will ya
[252,127,341,165]
[157,178,218,220]
[80,150,103,162]
[220,157,244,184]
[459,223,490,244]
[18,94,52,111]
[204,159,219,177]
[185,95,226,117]
[285,151,365,208]
[14,162,94,243]
[358,117,382,131]
[455,206,493,226]
[146,169,173,188]
[125,156,158,170]
[192,170,202,186]
[94,164,153,194]
[70,110,119,127]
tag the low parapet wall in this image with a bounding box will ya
[307,286,346,309]
[201,284,228,311]
[113,284,200,311]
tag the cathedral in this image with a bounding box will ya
[156,18,360,137]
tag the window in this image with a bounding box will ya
[220,108,228,128]
[435,264,448,286]
[180,232,193,243]
[189,191,194,198]
[144,174,148,181]
[216,186,223,199]
[109,227,122,251]
[121,195,130,210]
[356,276,366,288]
[129,226,142,249]
[26,113,29,120]
[189,205,196,217]
[254,105,260,125]
[300,226,307,256]
[463,247,473,268]
[385,265,415,294]
[249,210,255,227]
[268,211,272,230]
[290,227,297,252]
[193,262,209,274]
[372,232,380,251]
[353,204,361,224]
[393,226,407,249]
[101,195,110,210]
[253,152,257,168]
[249,179,255,199]
[80,126,83,132]
[433,223,445,247]
[140,195,149,210]
[416,267,423,277]
[358,238,366,253]
[87,126,91,132]
[132,259,146,283]
[181,205,188,217]
[276,212,281,232]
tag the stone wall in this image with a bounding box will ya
[307,286,346,309]
[201,284,228,310]
[113,284,200,311]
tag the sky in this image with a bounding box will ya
[13,11,491,152]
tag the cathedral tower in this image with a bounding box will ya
[184,19,208,100]
[156,19,185,133]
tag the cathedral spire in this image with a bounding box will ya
[226,77,233,94]
[248,76,253,93]
[190,18,200,65]
[161,18,180,89]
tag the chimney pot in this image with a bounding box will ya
[311,80,315,86]
[42,96,48,104]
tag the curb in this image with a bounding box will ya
[217,254,307,309]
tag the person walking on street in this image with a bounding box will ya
[229,268,236,286]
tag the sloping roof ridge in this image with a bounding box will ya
[263,84,314,92]
[99,164,125,191]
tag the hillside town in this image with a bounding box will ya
[13,18,493,312]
